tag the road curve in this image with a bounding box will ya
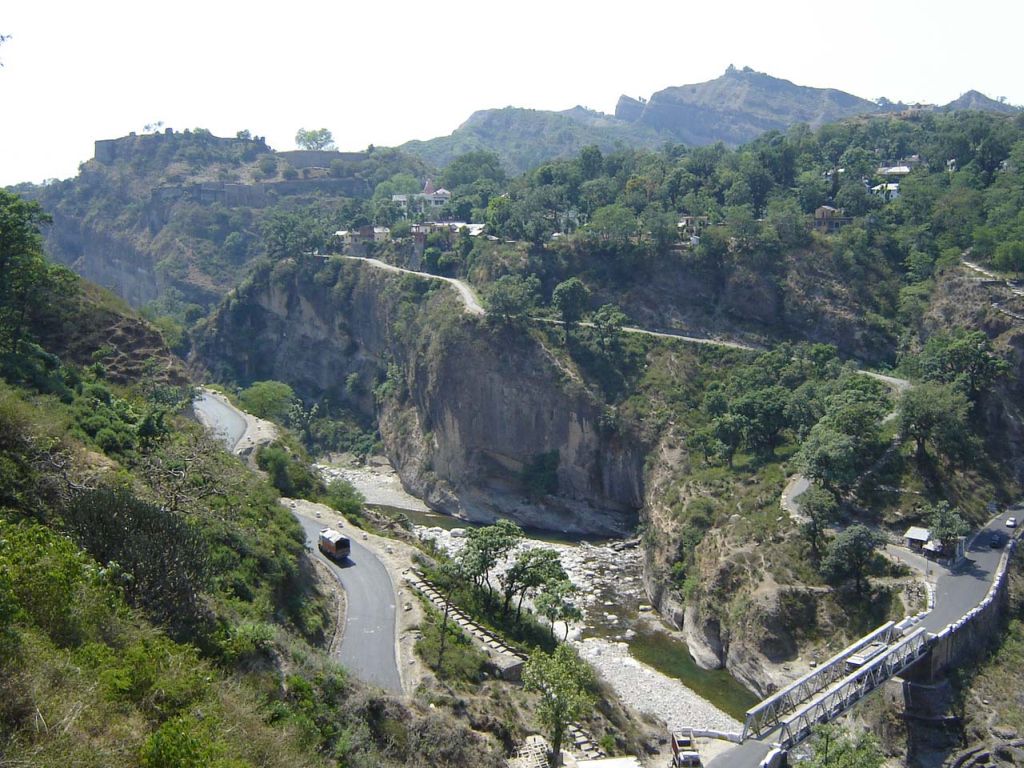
[294,509,402,693]
[923,510,1018,634]
[193,389,247,450]
[339,255,759,350]
[192,393,403,693]
[339,255,485,315]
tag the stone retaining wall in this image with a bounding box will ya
[925,541,1015,678]
[404,570,527,681]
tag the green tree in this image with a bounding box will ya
[523,644,594,767]
[917,329,1009,401]
[642,204,678,251]
[498,547,567,620]
[712,412,747,467]
[582,203,637,246]
[925,500,969,553]
[732,386,790,454]
[590,303,627,353]
[0,190,55,353]
[795,423,859,493]
[821,388,886,450]
[803,724,885,768]
[993,240,1024,273]
[551,277,590,326]
[535,579,582,641]
[897,382,969,457]
[256,442,319,498]
[238,380,296,422]
[687,427,723,464]
[766,196,810,248]
[457,520,523,594]
[440,150,506,189]
[260,205,334,258]
[800,484,839,560]
[577,145,604,180]
[294,127,335,151]
[325,478,365,519]
[484,274,540,324]
[822,524,880,595]
[372,173,421,203]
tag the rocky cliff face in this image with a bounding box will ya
[44,215,163,308]
[924,271,1024,484]
[196,258,645,535]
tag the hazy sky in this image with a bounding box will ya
[3,0,1022,186]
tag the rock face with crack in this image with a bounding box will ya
[196,258,645,535]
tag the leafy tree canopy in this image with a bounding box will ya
[238,380,296,422]
[294,127,335,151]
[523,644,594,767]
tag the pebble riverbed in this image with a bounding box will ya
[319,459,743,733]
[419,525,741,734]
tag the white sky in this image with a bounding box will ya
[2,0,1022,187]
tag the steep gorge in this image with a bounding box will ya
[197,257,646,535]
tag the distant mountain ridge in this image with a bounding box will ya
[941,89,1019,114]
[614,65,880,145]
[399,66,1019,172]
[398,106,666,174]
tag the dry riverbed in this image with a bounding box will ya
[321,457,747,738]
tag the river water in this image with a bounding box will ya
[318,459,756,720]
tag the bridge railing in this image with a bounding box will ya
[777,627,930,749]
[741,621,897,740]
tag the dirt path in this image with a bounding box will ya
[339,255,485,315]
[339,255,759,351]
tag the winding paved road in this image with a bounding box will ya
[922,510,1017,634]
[294,509,402,693]
[192,393,403,693]
[193,389,247,449]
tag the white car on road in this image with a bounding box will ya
[1007,516,1017,529]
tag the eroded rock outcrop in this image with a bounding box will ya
[197,258,645,535]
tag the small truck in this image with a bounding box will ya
[845,641,888,671]
[318,528,351,561]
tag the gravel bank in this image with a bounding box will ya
[317,460,430,512]
[576,638,742,734]
[418,527,743,736]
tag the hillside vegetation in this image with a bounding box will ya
[0,190,503,767]
[192,109,1024,695]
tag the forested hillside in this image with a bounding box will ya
[0,190,503,767]
[192,108,1024,698]
[7,105,1024,767]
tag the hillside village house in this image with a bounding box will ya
[392,179,451,215]
[411,221,486,238]
[813,205,852,233]
[677,215,710,245]
[334,226,390,250]
[877,165,912,178]
[871,182,901,201]
[903,525,966,562]
[904,526,931,552]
